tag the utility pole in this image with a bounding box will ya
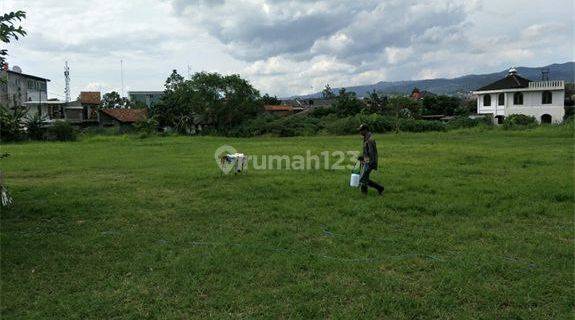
[64,61,70,103]
[541,67,550,81]
[120,59,125,97]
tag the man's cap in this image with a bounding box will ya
[358,123,369,131]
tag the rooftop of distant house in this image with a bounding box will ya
[100,108,147,123]
[5,69,50,82]
[264,105,293,112]
[476,68,531,91]
[79,92,101,105]
[128,91,164,95]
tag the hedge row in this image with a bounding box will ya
[221,113,483,137]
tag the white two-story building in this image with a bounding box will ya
[473,68,565,124]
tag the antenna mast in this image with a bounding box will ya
[64,61,70,103]
[120,59,125,97]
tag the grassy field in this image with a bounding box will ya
[1,126,573,319]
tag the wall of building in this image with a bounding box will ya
[98,112,118,127]
[65,108,84,123]
[0,71,48,109]
[97,112,135,133]
[128,92,163,108]
[23,103,65,121]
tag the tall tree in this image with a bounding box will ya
[164,69,185,92]
[333,88,363,117]
[101,91,123,108]
[152,70,192,132]
[0,11,26,66]
[422,95,461,116]
[261,93,281,105]
[322,84,335,99]
[153,71,263,133]
[387,96,421,133]
[364,90,388,114]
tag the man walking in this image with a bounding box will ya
[358,124,384,195]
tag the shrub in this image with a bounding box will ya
[560,116,574,132]
[333,89,364,117]
[310,107,336,118]
[563,105,574,121]
[134,117,159,137]
[321,113,445,135]
[446,116,484,130]
[267,115,321,137]
[226,114,324,137]
[399,118,446,132]
[48,121,77,141]
[503,114,537,130]
[25,113,47,140]
[321,115,362,135]
[81,126,118,136]
[0,107,25,142]
[224,114,277,137]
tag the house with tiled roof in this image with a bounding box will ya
[79,92,101,105]
[98,108,148,132]
[410,88,435,100]
[263,104,305,116]
[63,91,102,123]
[472,68,565,124]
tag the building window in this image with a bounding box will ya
[483,94,491,106]
[541,114,552,123]
[513,92,523,105]
[498,93,505,106]
[542,91,552,104]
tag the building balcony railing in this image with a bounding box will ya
[529,80,564,89]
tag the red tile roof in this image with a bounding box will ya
[264,105,293,112]
[79,92,101,105]
[100,108,147,123]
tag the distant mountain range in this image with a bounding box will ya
[297,62,574,98]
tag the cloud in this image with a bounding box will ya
[2,0,573,98]
[171,0,473,64]
[169,0,487,95]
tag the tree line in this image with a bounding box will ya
[145,71,477,135]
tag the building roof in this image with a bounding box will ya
[410,87,435,99]
[477,71,531,91]
[100,108,147,123]
[128,91,164,95]
[79,92,101,105]
[24,100,67,105]
[5,69,51,82]
[264,105,293,112]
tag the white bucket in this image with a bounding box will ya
[350,173,361,187]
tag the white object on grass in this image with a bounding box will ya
[221,153,247,174]
[350,173,360,187]
[1,185,13,206]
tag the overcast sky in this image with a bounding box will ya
[3,0,574,99]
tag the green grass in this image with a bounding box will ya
[1,126,574,319]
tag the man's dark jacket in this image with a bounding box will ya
[362,132,378,170]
